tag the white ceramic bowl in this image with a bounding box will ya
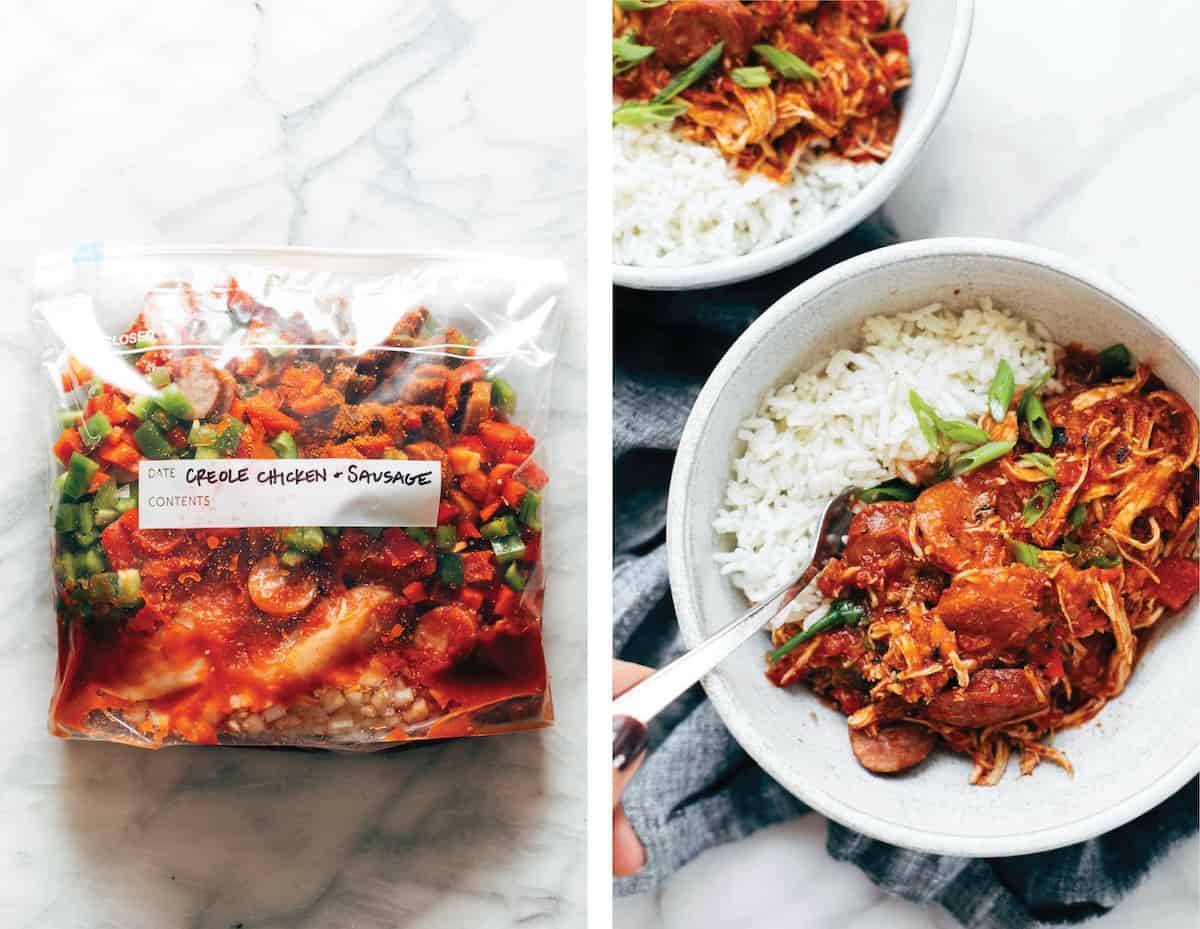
[613,0,974,292]
[667,238,1200,856]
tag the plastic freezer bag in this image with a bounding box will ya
[35,246,564,749]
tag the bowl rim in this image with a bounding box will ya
[666,236,1200,856]
[612,0,976,292]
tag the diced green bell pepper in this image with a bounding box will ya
[156,383,194,419]
[490,535,526,565]
[502,562,527,592]
[63,452,100,501]
[481,515,519,540]
[134,421,173,460]
[279,549,308,568]
[93,479,118,512]
[79,412,112,448]
[148,366,172,388]
[77,501,94,536]
[517,490,541,531]
[212,419,245,456]
[404,527,432,545]
[437,551,464,586]
[281,526,325,555]
[126,395,154,420]
[269,431,298,459]
[188,421,218,447]
[80,548,106,577]
[54,502,79,533]
[57,409,83,429]
[434,525,458,551]
[491,378,517,417]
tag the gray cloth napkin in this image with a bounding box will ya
[612,219,1200,927]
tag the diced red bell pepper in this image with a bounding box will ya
[502,449,530,467]
[520,460,549,490]
[88,469,110,494]
[479,421,535,457]
[1155,557,1200,610]
[459,470,491,503]
[457,520,481,540]
[60,356,92,391]
[244,398,299,436]
[458,587,485,612]
[100,520,138,570]
[461,550,496,584]
[437,500,460,524]
[167,427,189,449]
[523,532,541,564]
[501,479,527,507]
[54,428,86,467]
[97,431,141,472]
[493,585,518,617]
[447,446,482,475]
[479,500,502,522]
[380,529,431,569]
[87,392,131,425]
[402,581,428,603]
[869,29,908,54]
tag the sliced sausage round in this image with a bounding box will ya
[849,722,936,774]
[925,669,1047,729]
[641,0,760,67]
[248,556,318,617]
[460,380,493,434]
[410,605,479,671]
[171,356,222,420]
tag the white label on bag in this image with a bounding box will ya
[137,459,441,529]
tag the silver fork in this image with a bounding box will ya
[613,488,858,771]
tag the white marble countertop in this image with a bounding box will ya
[0,2,585,928]
[617,0,1199,927]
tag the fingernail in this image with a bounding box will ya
[613,715,647,771]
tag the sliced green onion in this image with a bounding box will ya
[1067,503,1088,530]
[93,479,118,511]
[612,101,688,127]
[79,412,113,448]
[1022,392,1053,448]
[1083,552,1122,569]
[858,479,920,504]
[1018,452,1057,478]
[653,40,724,102]
[1011,540,1044,569]
[939,420,991,446]
[908,389,941,449]
[753,44,820,81]
[491,379,517,417]
[616,0,667,8]
[437,551,464,587]
[77,501,94,536]
[1022,481,1058,527]
[79,547,106,577]
[613,34,656,75]
[402,526,431,546]
[731,66,772,88]
[269,431,298,459]
[93,508,118,528]
[952,440,1015,476]
[1097,343,1133,378]
[490,535,527,565]
[988,360,1015,421]
[768,599,866,663]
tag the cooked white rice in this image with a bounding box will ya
[613,122,879,268]
[713,301,1059,615]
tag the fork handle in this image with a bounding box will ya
[611,575,799,758]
